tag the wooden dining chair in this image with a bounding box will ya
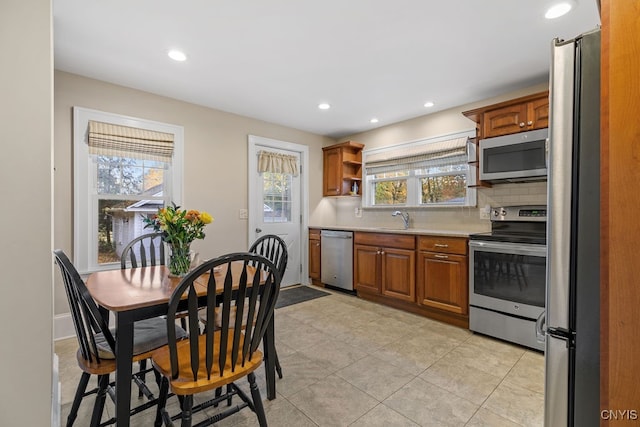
[200,234,287,381]
[249,234,288,380]
[120,232,182,396]
[53,250,186,427]
[152,252,282,427]
[120,232,166,269]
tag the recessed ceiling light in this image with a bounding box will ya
[370,118,379,124]
[545,1,573,19]
[318,103,331,110]
[168,49,187,62]
[424,101,435,108]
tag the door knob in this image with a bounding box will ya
[255,228,262,233]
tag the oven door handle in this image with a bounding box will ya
[469,240,546,257]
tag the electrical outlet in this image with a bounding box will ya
[354,207,362,218]
[239,209,248,219]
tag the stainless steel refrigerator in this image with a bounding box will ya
[543,28,600,427]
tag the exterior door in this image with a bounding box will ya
[249,136,307,287]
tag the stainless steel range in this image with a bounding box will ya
[468,205,547,351]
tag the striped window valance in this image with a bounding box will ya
[88,120,175,162]
[365,136,468,175]
[258,150,299,176]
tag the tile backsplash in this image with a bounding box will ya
[478,181,547,207]
[331,181,548,231]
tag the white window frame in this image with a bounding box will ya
[73,107,184,274]
[363,130,477,209]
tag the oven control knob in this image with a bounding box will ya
[493,209,500,217]
[500,209,507,217]
[514,304,519,310]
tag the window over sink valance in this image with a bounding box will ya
[88,120,175,162]
[365,136,469,175]
[257,150,299,176]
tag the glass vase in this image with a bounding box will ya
[168,243,191,277]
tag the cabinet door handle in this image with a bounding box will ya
[434,243,449,248]
[380,251,385,255]
[527,120,533,126]
[315,243,320,247]
[434,254,449,259]
[519,122,525,127]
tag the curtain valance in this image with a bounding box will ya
[258,150,299,176]
[365,136,468,175]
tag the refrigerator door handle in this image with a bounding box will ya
[535,311,546,343]
[547,38,575,331]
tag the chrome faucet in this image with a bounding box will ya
[392,210,410,229]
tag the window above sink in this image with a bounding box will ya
[362,130,477,208]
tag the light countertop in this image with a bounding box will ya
[309,225,482,238]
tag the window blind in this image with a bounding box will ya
[88,120,175,162]
[258,150,299,176]
[365,136,468,175]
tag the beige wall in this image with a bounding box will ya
[0,0,53,425]
[54,71,335,316]
[330,82,550,231]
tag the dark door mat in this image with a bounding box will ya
[275,286,330,309]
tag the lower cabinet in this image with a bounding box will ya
[381,248,416,302]
[309,228,321,285]
[354,233,416,302]
[354,231,469,328]
[416,236,469,315]
[354,244,381,294]
[417,251,468,315]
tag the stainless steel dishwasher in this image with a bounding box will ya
[320,230,353,291]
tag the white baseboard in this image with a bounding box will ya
[54,313,75,341]
[54,312,115,341]
[52,353,60,427]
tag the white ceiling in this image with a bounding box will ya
[53,0,600,138]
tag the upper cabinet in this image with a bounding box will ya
[322,141,364,197]
[462,91,549,187]
[463,91,549,140]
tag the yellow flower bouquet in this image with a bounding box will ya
[143,203,213,276]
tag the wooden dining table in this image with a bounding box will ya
[86,263,278,427]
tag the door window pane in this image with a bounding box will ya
[263,172,292,223]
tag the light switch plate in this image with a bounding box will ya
[239,209,248,219]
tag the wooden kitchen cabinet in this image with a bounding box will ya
[482,93,549,138]
[354,244,381,294]
[309,228,321,285]
[462,90,549,188]
[417,236,468,315]
[462,91,549,140]
[354,232,416,302]
[322,141,364,196]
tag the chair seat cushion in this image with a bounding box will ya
[95,317,187,360]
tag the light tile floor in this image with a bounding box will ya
[55,286,545,426]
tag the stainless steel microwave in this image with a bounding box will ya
[479,128,548,182]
